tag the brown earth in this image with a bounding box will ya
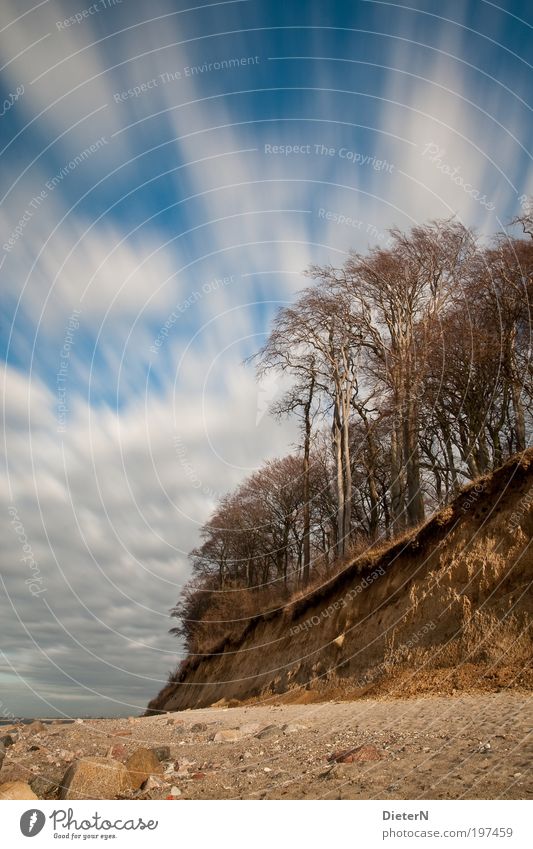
[148,451,533,714]
[0,693,531,799]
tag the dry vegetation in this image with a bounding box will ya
[170,216,533,672]
[148,451,533,713]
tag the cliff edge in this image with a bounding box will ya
[147,451,533,713]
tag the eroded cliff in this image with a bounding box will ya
[147,451,533,713]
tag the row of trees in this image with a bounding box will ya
[172,213,533,654]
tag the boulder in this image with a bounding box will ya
[255,725,282,741]
[30,774,60,798]
[213,728,244,743]
[126,748,163,790]
[283,723,308,734]
[106,743,127,761]
[59,757,132,800]
[153,746,171,762]
[328,743,384,764]
[25,720,47,736]
[0,781,38,800]
[0,734,15,748]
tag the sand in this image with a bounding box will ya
[1,691,531,800]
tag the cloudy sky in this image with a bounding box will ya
[0,0,531,717]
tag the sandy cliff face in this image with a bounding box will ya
[147,452,533,713]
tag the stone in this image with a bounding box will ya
[213,728,244,743]
[175,758,194,776]
[30,774,59,798]
[191,722,208,733]
[255,725,281,740]
[25,720,47,736]
[283,723,308,734]
[328,743,384,764]
[333,634,345,648]
[141,775,164,791]
[0,734,14,748]
[239,723,261,735]
[0,781,38,800]
[106,743,127,761]
[326,763,358,780]
[168,785,181,796]
[59,757,132,800]
[126,748,164,790]
[153,746,171,762]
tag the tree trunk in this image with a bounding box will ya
[332,400,345,556]
[404,395,425,526]
[302,373,315,585]
[341,394,352,551]
[390,414,404,534]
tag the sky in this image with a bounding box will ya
[0,0,532,718]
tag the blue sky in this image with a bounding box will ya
[0,0,532,717]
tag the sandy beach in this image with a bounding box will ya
[0,691,531,800]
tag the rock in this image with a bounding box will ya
[255,725,281,741]
[333,634,345,648]
[0,734,14,748]
[166,717,184,726]
[153,746,171,762]
[75,718,84,724]
[192,772,206,780]
[0,742,5,771]
[326,763,358,780]
[0,781,38,800]
[191,722,208,733]
[283,723,308,734]
[141,775,164,791]
[175,758,195,776]
[59,757,132,800]
[30,774,59,798]
[211,698,228,708]
[239,723,261,735]
[328,744,384,764]
[168,785,181,796]
[25,720,47,736]
[106,743,127,761]
[126,748,164,790]
[227,699,241,708]
[213,728,244,743]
